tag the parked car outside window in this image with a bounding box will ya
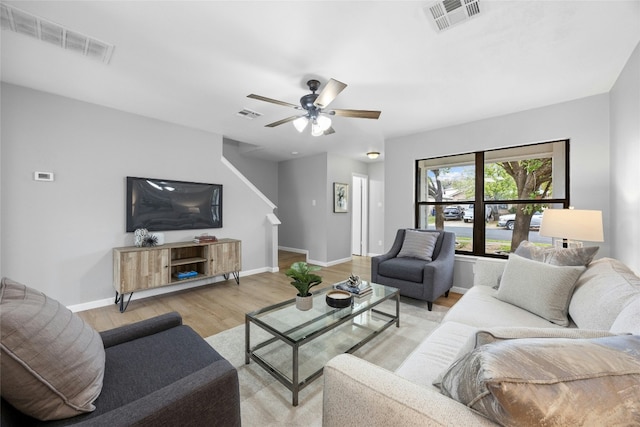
[443,206,464,220]
[498,212,543,230]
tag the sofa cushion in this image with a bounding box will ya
[569,257,640,330]
[395,321,477,389]
[440,335,640,426]
[0,277,105,421]
[609,295,640,334]
[443,286,572,329]
[377,257,425,282]
[514,240,599,266]
[397,230,439,261]
[472,258,506,289]
[496,254,585,326]
[473,326,618,347]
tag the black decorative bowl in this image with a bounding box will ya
[326,290,353,308]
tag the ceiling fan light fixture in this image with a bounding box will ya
[367,151,380,159]
[317,115,332,131]
[311,122,324,137]
[293,116,309,132]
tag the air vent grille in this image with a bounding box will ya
[0,3,114,63]
[426,0,481,32]
[237,109,263,120]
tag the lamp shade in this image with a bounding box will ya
[293,116,309,132]
[539,209,604,242]
[317,115,331,131]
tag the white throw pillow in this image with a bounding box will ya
[397,230,439,261]
[496,254,586,326]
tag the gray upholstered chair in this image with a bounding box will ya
[1,311,241,426]
[371,229,455,310]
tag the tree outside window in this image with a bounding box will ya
[416,140,569,257]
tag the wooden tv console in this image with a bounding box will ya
[112,238,241,312]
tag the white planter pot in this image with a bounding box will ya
[296,295,313,311]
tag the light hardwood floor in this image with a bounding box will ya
[78,251,461,337]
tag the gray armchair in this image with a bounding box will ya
[1,312,241,427]
[371,229,455,310]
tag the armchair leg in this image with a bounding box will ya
[444,290,449,298]
[427,301,433,311]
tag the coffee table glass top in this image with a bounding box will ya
[246,283,397,343]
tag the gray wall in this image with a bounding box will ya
[222,138,279,206]
[610,42,640,274]
[326,153,368,262]
[1,84,275,307]
[385,93,613,289]
[278,152,371,265]
[278,153,328,262]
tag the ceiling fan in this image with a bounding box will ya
[247,78,381,136]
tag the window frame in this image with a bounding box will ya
[414,140,570,258]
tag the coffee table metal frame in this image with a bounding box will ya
[245,283,399,406]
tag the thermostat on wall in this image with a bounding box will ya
[34,171,54,181]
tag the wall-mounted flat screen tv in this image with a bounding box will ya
[126,177,222,232]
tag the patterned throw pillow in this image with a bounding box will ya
[514,240,598,266]
[397,230,439,261]
[0,278,105,421]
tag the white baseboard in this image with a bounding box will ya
[450,286,469,295]
[278,246,309,257]
[67,267,270,313]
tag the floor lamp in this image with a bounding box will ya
[539,209,604,249]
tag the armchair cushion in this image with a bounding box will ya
[397,230,439,261]
[377,257,425,283]
[0,278,105,421]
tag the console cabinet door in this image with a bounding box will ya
[210,241,241,276]
[115,248,169,294]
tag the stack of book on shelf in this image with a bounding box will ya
[335,279,372,298]
[193,234,217,243]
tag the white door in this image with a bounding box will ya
[351,174,368,256]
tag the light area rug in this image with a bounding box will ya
[205,297,448,427]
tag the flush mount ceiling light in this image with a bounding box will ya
[367,151,380,159]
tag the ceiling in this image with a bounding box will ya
[2,1,639,162]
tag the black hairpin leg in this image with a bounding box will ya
[115,291,133,313]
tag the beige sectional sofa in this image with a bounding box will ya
[323,255,640,426]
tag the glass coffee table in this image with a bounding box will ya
[245,282,399,406]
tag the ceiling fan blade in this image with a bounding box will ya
[313,78,347,109]
[323,127,336,135]
[265,116,299,127]
[247,94,299,109]
[331,109,381,120]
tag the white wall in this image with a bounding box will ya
[1,83,275,306]
[385,94,612,289]
[367,161,385,256]
[610,42,640,274]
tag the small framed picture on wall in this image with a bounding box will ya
[333,182,349,213]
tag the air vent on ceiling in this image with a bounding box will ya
[0,3,115,64]
[425,0,481,32]
[236,109,262,120]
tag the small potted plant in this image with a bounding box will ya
[285,261,323,311]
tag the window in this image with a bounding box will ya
[415,140,569,257]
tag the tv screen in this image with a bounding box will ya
[126,177,222,232]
